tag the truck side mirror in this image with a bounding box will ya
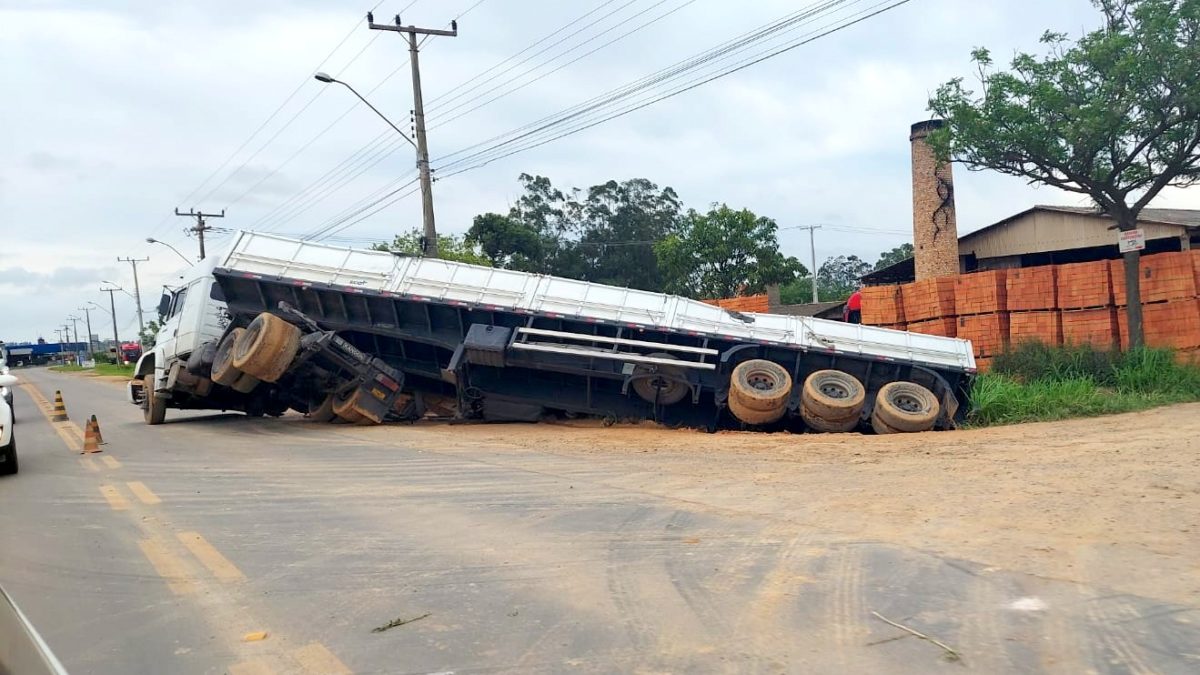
[157,293,171,318]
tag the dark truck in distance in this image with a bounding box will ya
[132,231,976,434]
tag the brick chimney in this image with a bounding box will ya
[910,119,960,279]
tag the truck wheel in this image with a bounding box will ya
[728,392,787,425]
[632,353,689,405]
[308,395,337,423]
[333,389,380,425]
[143,374,166,425]
[233,313,301,383]
[729,359,792,414]
[872,381,939,433]
[800,370,865,433]
[212,328,245,387]
[230,372,260,394]
[0,433,16,475]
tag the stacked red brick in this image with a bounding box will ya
[1006,266,1062,347]
[901,277,957,338]
[860,285,905,329]
[953,271,1009,372]
[1056,260,1116,349]
[1111,252,1200,353]
[701,294,770,313]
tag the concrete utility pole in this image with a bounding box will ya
[118,256,149,332]
[67,317,80,348]
[368,12,458,258]
[78,306,95,354]
[794,225,823,303]
[100,285,121,353]
[174,208,225,260]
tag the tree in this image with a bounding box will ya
[874,243,914,270]
[466,212,543,269]
[818,255,873,300]
[655,204,805,299]
[372,228,491,266]
[928,0,1200,347]
[138,320,161,349]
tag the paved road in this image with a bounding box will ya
[1,367,1197,674]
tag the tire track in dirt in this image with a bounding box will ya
[829,544,867,668]
[606,506,657,656]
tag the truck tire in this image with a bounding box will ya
[333,389,380,425]
[800,370,865,433]
[143,374,166,425]
[212,328,245,387]
[870,411,905,435]
[872,381,940,433]
[0,433,16,475]
[729,359,792,413]
[232,313,301,383]
[728,391,787,425]
[230,372,260,394]
[308,395,337,423]
[632,353,688,405]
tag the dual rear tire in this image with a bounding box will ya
[871,381,940,434]
[727,359,792,425]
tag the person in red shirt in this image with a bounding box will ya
[844,287,863,324]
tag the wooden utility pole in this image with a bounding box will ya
[117,256,149,332]
[174,208,225,260]
[368,12,458,258]
[100,285,121,352]
[78,306,95,354]
[794,225,822,303]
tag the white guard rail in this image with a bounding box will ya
[219,231,976,371]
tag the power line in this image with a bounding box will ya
[302,170,420,240]
[434,0,909,179]
[428,0,700,131]
[311,179,423,241]
[150,1,390,238]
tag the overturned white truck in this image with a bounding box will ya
[131,231,976,433]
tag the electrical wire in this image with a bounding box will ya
[302,170,419,239]
[434,0,910,179]
[427,0,701,131]
[311,178,423,241]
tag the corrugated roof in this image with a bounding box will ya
[960,205,1200,243]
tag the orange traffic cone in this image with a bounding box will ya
[51,391,69,422]
[90,415,106,445]
[81,419,101,454]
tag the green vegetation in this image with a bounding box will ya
[968,342,1200,426]
[50,363,135,377]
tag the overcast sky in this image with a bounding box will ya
[4,0,1199,343]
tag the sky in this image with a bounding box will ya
[3,0,1199,343]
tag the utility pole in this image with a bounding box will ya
[100,285,121,354]
[794,225,822,303]
[78,306,95,354]
[174,208,225,260]
[118,256,149,332]
[368,12,458,258]
[67,316,80,347]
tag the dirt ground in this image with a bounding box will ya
[334,403,1200,607]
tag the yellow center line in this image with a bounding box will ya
[102,455,122,469]
[291,643,352,675]
[177,531,246,583]
[99,484,130,511]
[229,659,278,675]
[137,539,197,595]
[79,457,99,472]
[127,481,161,505]
[21,384,85,451]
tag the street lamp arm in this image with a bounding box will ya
[146,238,194,265]
[317,75,417,149]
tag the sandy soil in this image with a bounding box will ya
[335,403,1200,606]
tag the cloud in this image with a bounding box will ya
[0,265,119,294]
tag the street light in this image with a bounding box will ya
[102,281,136,301]
[146,237,193,265]
[313,71,438,258]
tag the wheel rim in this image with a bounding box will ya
[892,392,924,413]
[819,381,851,399]
[746,370,778,391]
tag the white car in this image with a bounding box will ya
[0,373,16,475]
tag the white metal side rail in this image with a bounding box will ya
[510,327,718,370]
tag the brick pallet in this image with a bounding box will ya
[1056,260,1113,310]
[907,317,957,338]
[1006,265,1057,311]
[702,294,770,313]
[957,313,1009,358]
[861,285,904,325]
[1061,307,1117,349]
[955,270,1008,316]
[1009,310,1063,346]
[901,277,956,322]
[1109,252,1198,306]
[1116,298,1200,350]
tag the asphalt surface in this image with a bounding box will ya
[1,366,1198,674]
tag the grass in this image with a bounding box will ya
[50,363,135,377]
[968,342,1200,427]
